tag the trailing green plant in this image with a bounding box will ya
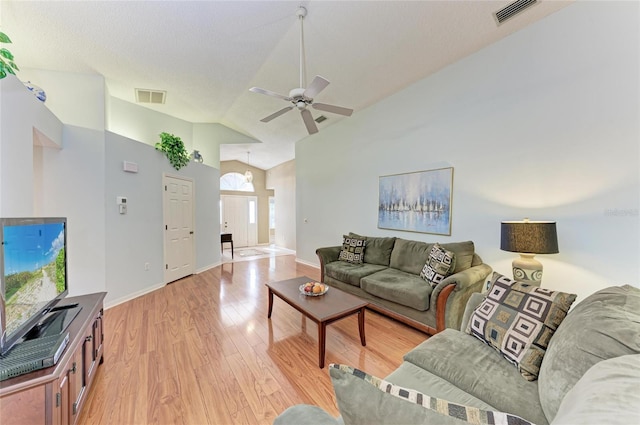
[155,132,190,170]
[0,31,19,79]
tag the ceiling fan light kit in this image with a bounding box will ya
[249,6,353,135]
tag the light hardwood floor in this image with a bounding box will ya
[78,255,427,425]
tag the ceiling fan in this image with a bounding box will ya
[249,6,353,135]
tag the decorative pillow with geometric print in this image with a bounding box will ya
[419,243,456,287]
[465,272,577,381]
[338,235,367,264]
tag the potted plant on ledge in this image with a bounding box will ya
[155,132,190,170]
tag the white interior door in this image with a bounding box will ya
[163,175,195,283]
[221,195,257,248]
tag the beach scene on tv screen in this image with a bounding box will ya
[3,223,66,336]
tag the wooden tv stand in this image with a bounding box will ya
[0,292,106,425]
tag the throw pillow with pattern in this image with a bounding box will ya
[339,235,366,264]
[466,272,577,381]
[419,243,456,287]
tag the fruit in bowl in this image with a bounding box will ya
[302,282,326,295]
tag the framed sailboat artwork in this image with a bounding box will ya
[378,167,454,235]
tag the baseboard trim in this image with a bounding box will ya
[105,281,165,310]
[295,258,320,269]
[196,261,221,274]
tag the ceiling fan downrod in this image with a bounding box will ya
[297,6,307,90]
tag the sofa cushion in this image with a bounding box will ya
[325,261,387,287]
[389,238,432,274]
[404,329,548,425]
[440,241,475,274]
[465,272,576,381]
[550,354,640,425]
[349,233,396,266]
[361,269,432,311]
[538,285,640,422]
[385,362,497,410]
[389,239,476,275]
[329,363,535,425]
[420,243,456,287]
[338,235,366,264]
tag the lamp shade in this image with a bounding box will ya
[500,221,559,254]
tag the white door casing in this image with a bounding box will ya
[163,175,195,283]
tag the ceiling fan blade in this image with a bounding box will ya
[303,75,330,99]
[260,106,294,122]
[312,103,354,117]
[300,109,318,134]
[250,87,291,101]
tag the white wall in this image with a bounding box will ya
[1,72,221,308]
[18,68,106,131]
[1,75,63,216]
[104,132,219,307]
[296,1,639,302]
[192,123,222,167]
[39,126,107,297]
[266,159,296,250]
[192,122,258,166]
[0,75,107,296]
[108,97,258,168]
[108,97,194,151]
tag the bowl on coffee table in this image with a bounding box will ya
[300,281,329,296]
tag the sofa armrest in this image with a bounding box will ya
[316,246,342,282]
[430,263,492,332]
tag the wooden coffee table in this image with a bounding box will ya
[266,276,368,368]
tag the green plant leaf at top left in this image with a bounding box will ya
[0,48,14,60]
[0,32,11,43]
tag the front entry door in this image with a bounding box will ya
[163,175,195,283]
[221,195,257,248]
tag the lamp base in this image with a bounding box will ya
[512,254,543,286]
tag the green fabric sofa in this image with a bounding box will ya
[274,285,640,425]
[316,234,492,334]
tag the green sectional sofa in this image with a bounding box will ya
[316,234,492,334]
[274,284,640,425]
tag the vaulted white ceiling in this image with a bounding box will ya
[1,0,572,170]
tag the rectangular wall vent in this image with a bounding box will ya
[494,0,538,25]
[135,89,166,104]
[314,115,327,123]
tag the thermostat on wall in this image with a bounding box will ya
[117,196,127,214]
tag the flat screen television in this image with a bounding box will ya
[0,217,69,355]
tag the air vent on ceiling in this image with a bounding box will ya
[314,115,327,123]
[494,0,538,25]
[135,89,166,104]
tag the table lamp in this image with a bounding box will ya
[500,219,558,286]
